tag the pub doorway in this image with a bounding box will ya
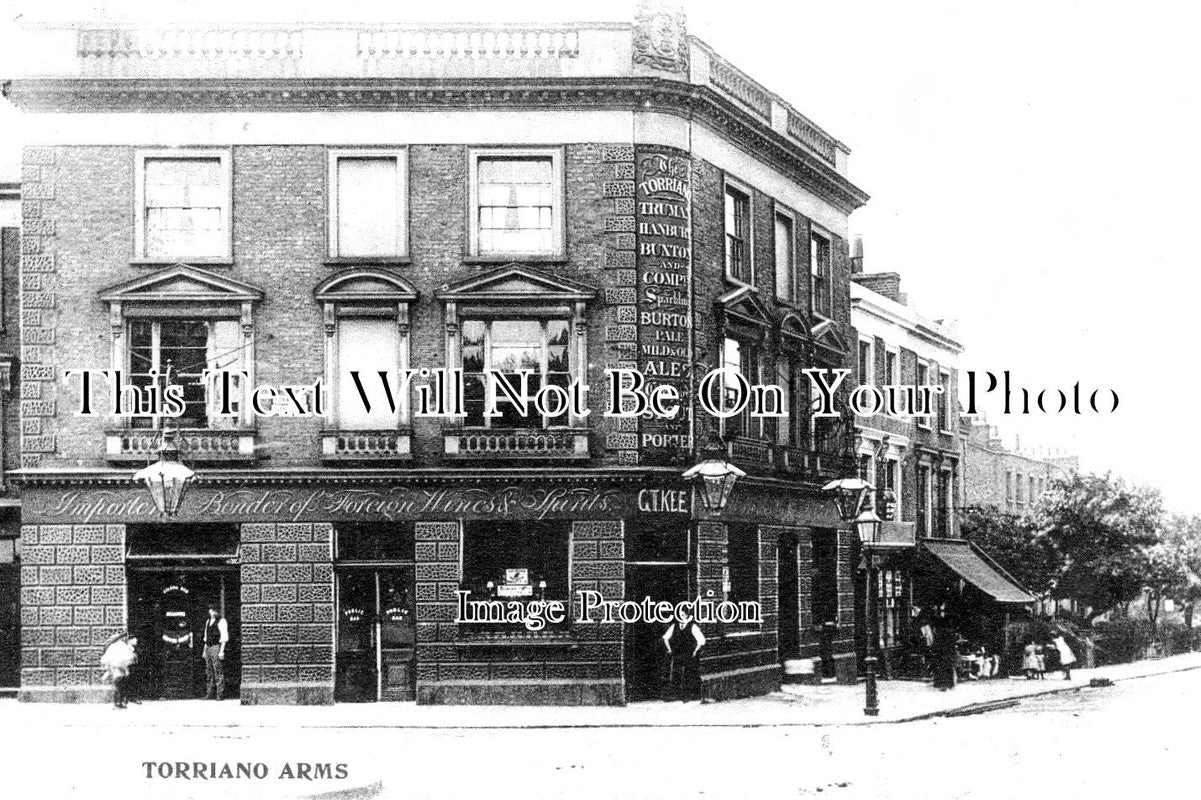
[125,523,242,701]
[623,516,691,702]
[334,523,416,703]
[777,529,801,663]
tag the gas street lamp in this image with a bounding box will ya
[133,427,195,518]
[824,477,883,716]
[683,433,746,514]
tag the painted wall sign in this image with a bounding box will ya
[635,147,694,465]
[21,482,683,525]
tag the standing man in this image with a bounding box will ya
[662,607,706,702]
[202,605,229,700]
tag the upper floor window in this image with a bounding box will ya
[776,358,805,448]
[857,338,874,386]
[724,183,752,283]
[720,336,761,438]
[128,318,242,429]
[336,318,404,429]
[462,319,571,429]
[1005,471,1014,505]
[328,150,407,259]
[884,348,898,386]
[938,369,953,431]
[136,151,231,261]
[810,230,832,318]
[774,210,796,302]
[916,361,931,428]
[469,149,564,258]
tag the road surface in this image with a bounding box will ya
[2,669,1196,800]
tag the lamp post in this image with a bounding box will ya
[855,505,884,717]
[823,477,883,716]
[683,432,746,515]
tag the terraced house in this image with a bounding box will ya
[2,2,871,705]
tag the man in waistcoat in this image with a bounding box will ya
[662,607,706,702]
[202,605,230,700]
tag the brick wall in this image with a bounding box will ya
[18,523,126,701]
[239,522,334,704]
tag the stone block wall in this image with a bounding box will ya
[239,522,334,705]
[18,523,126,702]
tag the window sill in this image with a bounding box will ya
[131,257,233,268]
[323,256,411,267]
[462,254,568,265]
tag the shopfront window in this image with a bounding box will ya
[811,529,839,626]
[877,568,905,649]
[461,521,570,629]
[727,524,760,608]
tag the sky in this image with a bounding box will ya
[1,0,1199,510]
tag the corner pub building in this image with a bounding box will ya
[4,3,871,705]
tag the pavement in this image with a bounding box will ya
[2,659,1199,800]
[4,650,1199,729]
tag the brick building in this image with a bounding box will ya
[851,258,1033,676]
[3,4,871,705]
[963,421,1079,513]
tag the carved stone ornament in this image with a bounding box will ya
[633,2,689,75]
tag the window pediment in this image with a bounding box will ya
[436,264,596,304]
[314,268,418,304]
[812,319,850,359]
[99,264,264,305]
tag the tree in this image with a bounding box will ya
[1039,472,1164,622]
[960,506,1060,597]
[1149,515,1201,631]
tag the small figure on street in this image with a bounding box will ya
[100,632,137,709]
[1043,635,1060,677]
[1022,640,1041,679]
[202,605,230,700]
[1052,631,1076,680]
[931,608,957,691]
[662,608,706,702]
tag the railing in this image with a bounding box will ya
[78,29,304,60]
[786,110,838,165]
[876,521,917,547]
[357,28,580,60]
[727,437,774,468]
[444,428,589,460]
[106,428,258,463]
[321,429,411,461]
[708,54,772,120]
[778,445,805,474]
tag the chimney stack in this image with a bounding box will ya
[851,236,864,274]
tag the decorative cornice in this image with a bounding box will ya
[2,76,869,213]
[6,465,682,488]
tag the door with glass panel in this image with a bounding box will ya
[334,524,416,703]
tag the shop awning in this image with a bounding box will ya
[920,539,1035,604]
